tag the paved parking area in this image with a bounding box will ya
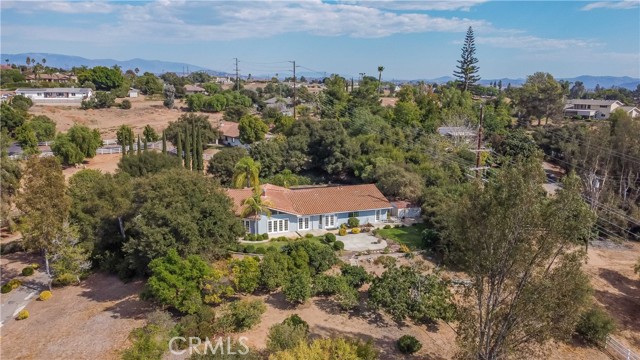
[340,233,387,251]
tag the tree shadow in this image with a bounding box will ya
[598,268,640,299]
[264,291,295,311]
[595,268,640,336]
[1,251,41,284]
[78,272,152,320]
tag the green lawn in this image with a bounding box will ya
[376,224,427,250]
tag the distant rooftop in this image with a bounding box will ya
[16,88,92,94]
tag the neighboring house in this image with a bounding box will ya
[184,84,206,95]
[264,97,293,115]
[564,99,625,120]
[25,73,77,83]
[128,89,139,98]
[214,76,233,85]
[390,201,422,219]
[437,126,477,145]
[218,121,243,147]
[302,83,325,95]
[227,184,391,235]
[15,88,93,103]
[621,106,640,118]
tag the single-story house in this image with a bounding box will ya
[15,88,93,103]
[218,121,243,147]
[390,201,421,219]
[437,126,477,145]
[264,97,293,115]
[227,184,391,235]
[564,99,625,119]
[25,73,77,83]
[621,106,640,118]
[184,84,206,95]
[128,89,139,98]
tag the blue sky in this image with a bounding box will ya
[1,0,639,79]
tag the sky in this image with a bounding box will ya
[1,0,639,79]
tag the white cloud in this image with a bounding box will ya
[341,0,489,11]
[1,0,114,14]
[476,35,601,50]
[581,1,639,11]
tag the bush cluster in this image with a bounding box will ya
[347,217,360,228]
[1,283,12,294]
[324,233,336,243]
[397,335,422,354]
[352,228,361,234]
[339,227,347,236]
[16,310,29,320]
[333,241,345,251]
[22,266,35,276]
[575,307,616,347]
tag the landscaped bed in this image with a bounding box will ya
[376,223,428,250]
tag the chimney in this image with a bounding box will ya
[262,187,266,197]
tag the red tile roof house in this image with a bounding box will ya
[217,121,243,147]
[227,184,392,235]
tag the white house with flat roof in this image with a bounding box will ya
[15,88,93,103]
[564,99,624,119]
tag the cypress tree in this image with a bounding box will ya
[184,128,191,170]
[162,131,167,154]
[176,132,182,167]
[128,135,134,155]
[453,26,480,92]
[137,135,141,156]
[196,128,203,171]
[191,123,197,172]
[121,140,126,158]
[143,137,148,152]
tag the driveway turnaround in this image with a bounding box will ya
[340,233,388,251]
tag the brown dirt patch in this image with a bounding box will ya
[62,154,122,180]
[28,96,223,139]
[0,273,151,360]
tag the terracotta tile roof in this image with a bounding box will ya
[219,122,240,138]
[392,200,418,209]
[227,183,391,217]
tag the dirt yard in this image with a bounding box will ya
[28,96,223,139]
[0,273,150,360]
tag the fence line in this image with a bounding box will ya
[9,141,164,160]
[605,336,640,360]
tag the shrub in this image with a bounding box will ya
[313,274,342,296]
[22,266,35,276]
[340,264,371,288]
[8,279,21,289]
[339,227,347,236]
[30,263,40,270]
[283,271,312,304]
[16,310,29,320]
[397,335,422,354]
[255,247,267,254]
[245,245,256,253]
[266,246,278,253]
[324,233,336,243]
[177,305,216,340]
[221,299,266,332]
[335,281,359,310]
[351,228,361,234]
[52,273,79,286]
[347,217,360,228]
[383,224,391,229]
[374,255,397,268]
[120,99,132,109]
[304,233,314,238]
[282,314,309,332]
[267,321,309,352]
[261,233,269,240]
[1,283,12,294]
[576,307,616,347]
[39,290,52,301]
[277,236,288,242]
[399,244,411,253]
[333,241,345,251]
[245,234,256,241]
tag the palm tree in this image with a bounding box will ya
[42,58,46,67]
[26,56,31,67]
[240,191,273,234]
[232,157,261,189]
[377,66,385,94]
[134,67,140,74]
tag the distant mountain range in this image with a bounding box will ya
[414,75,639,91]
[2,53,638,90]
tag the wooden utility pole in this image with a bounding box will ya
[234,58,240,91]
[475,105,484,179]
[290,60,297,120]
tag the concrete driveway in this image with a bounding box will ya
[339,233,387,251]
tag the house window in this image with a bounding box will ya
[347,212,360,218]
[243,220,251,232]
[268,219,289,233]
[324,214,336,228]
[298,217,310,230]
[375,210,381,222]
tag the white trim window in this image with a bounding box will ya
[298,217,310,231]
[268,219,289,233]
[375,210,381,222]
[324,214,336,228]
[243,220,251,232]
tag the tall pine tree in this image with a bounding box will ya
[196,128,203,171]
[128,136,135,155]
[453,26,480,92]
[191,123,197,172]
